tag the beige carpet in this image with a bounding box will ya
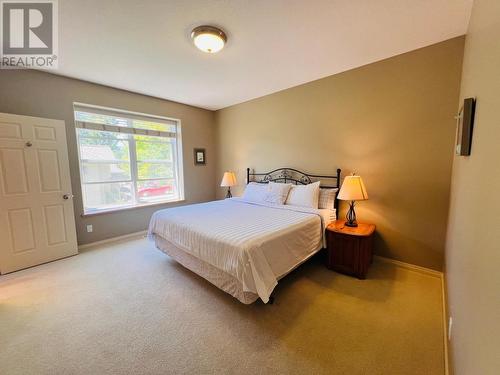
[0,237,444,374]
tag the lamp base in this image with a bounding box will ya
[345,201,358,227]
[225,187,232,199]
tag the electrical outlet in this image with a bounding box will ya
[86,224,93,233]
[448,317,453,341]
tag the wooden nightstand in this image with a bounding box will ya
[326,219,376,279]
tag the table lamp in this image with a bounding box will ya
[337,174,368,227]
[220,171,237,198]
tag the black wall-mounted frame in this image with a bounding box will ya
[246,167,342,212]
[194,148,206,165]
[456,97,476,156]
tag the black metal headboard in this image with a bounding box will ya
[246,167,342,212]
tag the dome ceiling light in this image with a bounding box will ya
[191,25,227,53]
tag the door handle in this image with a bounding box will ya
[63,194,74,200]
[25,141,33,147]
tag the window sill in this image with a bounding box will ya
[81,199,185,217]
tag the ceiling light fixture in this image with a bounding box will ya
[191,25,227,53]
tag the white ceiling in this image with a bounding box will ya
[57,0,473,110]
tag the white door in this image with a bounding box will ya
[0,112,77,274]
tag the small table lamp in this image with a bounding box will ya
[337,174,368,227]
[220,171,237,198]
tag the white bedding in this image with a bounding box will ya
[148,198,335,303]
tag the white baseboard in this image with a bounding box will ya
[79,235,443,278]
[374,255,443,278]
[78,230,148,251]
[441,274,449,375]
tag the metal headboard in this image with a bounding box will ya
[246,167,342,212]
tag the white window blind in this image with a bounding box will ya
[74,103,184,215]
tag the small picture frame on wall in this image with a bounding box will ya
[455,97,476,156]
[194,148,206,165]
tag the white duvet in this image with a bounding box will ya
[148,198,334,303]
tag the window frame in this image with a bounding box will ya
[74,102,184,216]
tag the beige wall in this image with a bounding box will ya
[0,70,215,245]
[215,37,465,270]
[445,1,500,373]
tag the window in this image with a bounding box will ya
[74,104,184,215]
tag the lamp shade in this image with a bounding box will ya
[220,172,237,187]
[338,175,368,201]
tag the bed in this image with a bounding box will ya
[148,167,341,304]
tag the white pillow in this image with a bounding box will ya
[265,182,292,205]
[285,181,321,209]
[318,188,339,209]
[241,182,268,203]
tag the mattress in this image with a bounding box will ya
[148,198,334,303]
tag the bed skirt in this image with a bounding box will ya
[154,235,260,304]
